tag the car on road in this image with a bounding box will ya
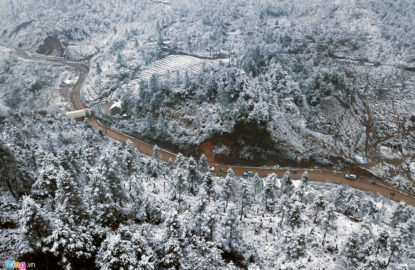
[369,180,376,185]
[244,171,254,177]
[209,167,215,172]
[345,173,357,180]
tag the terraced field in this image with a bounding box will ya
[135,54,228,82]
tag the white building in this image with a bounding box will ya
[65,108,91,119]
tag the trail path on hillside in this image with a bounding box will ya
[7,44,415,207]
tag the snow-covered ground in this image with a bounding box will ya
[1,0,415,268]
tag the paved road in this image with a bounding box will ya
[11,46,415,207]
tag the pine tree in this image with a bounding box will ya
[181,237,224,269]
[253,173,262,202]
[96,226,157,270]
[263,177,275,212]
[221,207,243,253]
[301,170,309,186]
[161,212,183,269]
[167,158,173,170]
[19,196,52,252]
[205,206,218,242]
[124,140,137,178]
[281,170,293,194]
[240,182,250,220]
[31,156,60,206]
[175,152,185,168]
[199,154,209,173]
[46,221,95,269]
[88,169,123,228]
[152,144,160,163]
[192,193,209,237]
[376,231,389,257]
[223,169,234,212]
[288,201,303,230]
[344,232,363,268]
[391,202,412,228]
[55,168,87,224]
[174,171,185,203]
[187,156,198,195]
[203,173,214,201]
[313,195,327,223]
[285,233,307,260]
[99,148,126,205]
[321,203,336,245]
[220,207,253,266]
[386,234,403,267]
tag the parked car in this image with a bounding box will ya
[345,173,357,180]
[209,167,215,172]
[390,191,395,196]
[369,180,376,185]
[292,169,298,174]
[244,171,254,177]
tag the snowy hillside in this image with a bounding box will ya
[1,0,415,269]
[1,0,409,191]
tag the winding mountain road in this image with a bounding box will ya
[8,45,415,207]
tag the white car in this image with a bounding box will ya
[345,173,357,180]
[209,167,215,172]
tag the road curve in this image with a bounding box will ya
[10,46,415,207]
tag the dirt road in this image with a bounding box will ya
[11,46,415,207]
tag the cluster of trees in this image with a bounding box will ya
[1,114,257,269]
[116,57,302,157]
[1,113,415,269]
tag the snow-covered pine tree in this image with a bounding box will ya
[174,171,185,203]
[167,158,173,170]
[223,168,235,212]
[187,156,198,195]
[191,193,209,237]
[301,170,309,186]
[124,140,138,178]
[161,212,183,269]
[220,207,255,267]
[54,168,87,224]
[287,201,303,230]
[31,154,60,207]
[203,173,214,201]
[240,181,250,220]
[253,173,262,202]
[175,152,185,168]
[88,169,124,228]
[199,154,209,173]
[281,170,293,194]
[312,195,327,223]
[263,177,275,212]
[152,144,160,163]
[19,196,52,252]
[391,202,413,228]
[96,226,157,270]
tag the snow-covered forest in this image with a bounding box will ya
[2,113,415,269]
[1,0,415,269]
